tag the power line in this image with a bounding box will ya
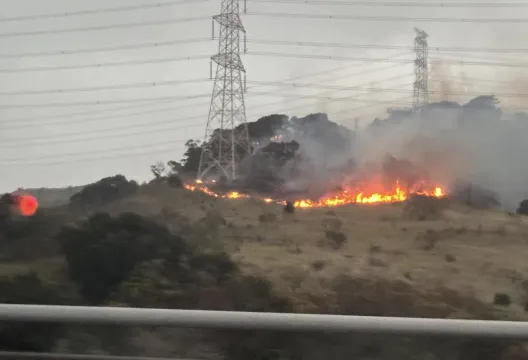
[248,0,528,7]
[0,121,203,148]
[0,78,210,96]
[246,51,528,67]
[245,11,528,23]
[0,97,403,161]
[0,54,210,74]
[430,52,528,64]
[1,103,188,129]
[246,38,528,54]
[0,75,413,98]
[1,77,412,144]
[0,141,185,164]
[429,76,519,84]
[0,94,210,109]
[6,36,527,61]
[3,146,184,166]
[247,90,412,105]
[0,86,410,150]
[0,38,211,59]
[0,39,526,60]
[0,17,209,38]
[0,54,409,125]
[249,90,528,111]
[0,0,209,22]
[250,80,528,98]
[0,99,177,125]
[1,81,412,143]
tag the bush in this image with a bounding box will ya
[69,175,138,212]
[58,212,186,304]
[493,293,511,306]
[322,230,347,249]
[167,174,183,188]
[517,200,528,215]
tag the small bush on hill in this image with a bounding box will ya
[517,200,528,215]
[69,175,138,212]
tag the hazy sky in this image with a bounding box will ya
[0,0,526,191]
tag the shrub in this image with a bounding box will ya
[323,230,347,249]
[58,212,185,304]
[493,293,511,306]
[69,175,138,212]
[517,200,528,216]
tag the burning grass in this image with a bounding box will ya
[184,179,446,209]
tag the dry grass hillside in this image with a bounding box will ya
[98,184,528,321]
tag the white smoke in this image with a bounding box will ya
[353,98,528,211]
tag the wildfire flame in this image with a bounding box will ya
[184,180,445,208]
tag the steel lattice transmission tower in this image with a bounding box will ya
[412,27,429,108]
[197,0,250,181]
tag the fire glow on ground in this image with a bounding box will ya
[184,180,445,208]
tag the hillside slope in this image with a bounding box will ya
[21,186,84,208]
[99,184,528,320]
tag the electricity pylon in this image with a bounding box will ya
[412,27,429,108]
[197,0,250,181]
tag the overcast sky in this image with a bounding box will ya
[0,0,526,192]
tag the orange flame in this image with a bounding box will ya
[184,180,446,208]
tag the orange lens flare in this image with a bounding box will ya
[14,194,39,216]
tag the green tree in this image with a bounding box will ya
[57,212,186,304]
[179,139,202,174]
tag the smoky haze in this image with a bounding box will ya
[301,96,528,211]
[246,93,528,211]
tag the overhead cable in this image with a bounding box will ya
[0,17,209,38]
[248,0,528,8]
[0,38,211,59]
[2,146,184,166]
[0,140,184,164]
[0,52,411,124]
[246,51,528,67]
[0,93,210,109]
[0,78,211,96]
[0,55,210,73]
[247,80,528,98]
[246,38,528,54]
[0,0,209,22]
[245,11,528,23]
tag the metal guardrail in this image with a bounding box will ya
[0,304,528,338]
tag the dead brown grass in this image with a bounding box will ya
[93,184,528,319]
[8,183,528,321]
